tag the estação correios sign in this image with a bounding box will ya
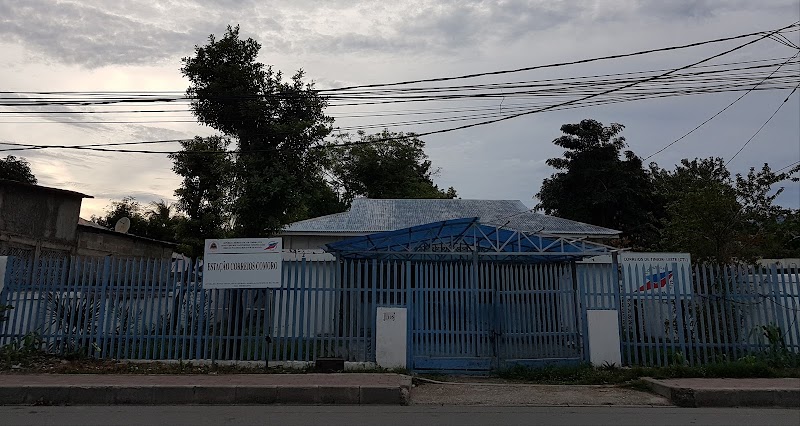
[202,238,282,289]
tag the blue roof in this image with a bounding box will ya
[285,198,619,237]
[325,218,613,263]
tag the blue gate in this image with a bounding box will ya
[408,260,582,372]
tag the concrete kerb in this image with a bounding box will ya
[642,377,800,408]
[0,375,412,406]
[123,359,379,371]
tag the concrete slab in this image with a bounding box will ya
[643,377,800,408]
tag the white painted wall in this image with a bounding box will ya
[587,309,622,367]
[375,307,407,369]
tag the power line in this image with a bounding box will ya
[320,25,799,91]
[399,21,800,141]
[1,23,797,157]
[775,160,800,173]
[644,52,800,160]
[726,83,800,165]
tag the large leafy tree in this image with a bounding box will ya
[0,155,37,184]
[653,158,799,262]
[169,136,235,257]
[181,25,333,237]
[327,130,457,204]
[535,119,658,247]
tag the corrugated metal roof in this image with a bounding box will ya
[284,198,620,236]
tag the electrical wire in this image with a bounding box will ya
[644,52,800,160]
[726,83,800,165]
[0,23,796,157]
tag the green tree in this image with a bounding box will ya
[181,25,333,237]
[92,196,149,234]
[0,155,37,184]
[93,197,181,242]
[169,136,235,257]
[143,200,181,242]
[535,119,658,247]
[652,158,799,263]
[327,130,458,204]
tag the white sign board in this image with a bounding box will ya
[203,238,282,289]
[619,252,692,295]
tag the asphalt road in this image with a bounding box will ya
[0,406,798,425]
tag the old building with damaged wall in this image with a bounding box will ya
[0,179,174,262]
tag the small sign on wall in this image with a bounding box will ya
[376,307,407,369]
[619,252,692,295]
[203,238,282,289]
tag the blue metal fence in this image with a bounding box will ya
[0,255,380,363]
[580,262,800,367]
[1,253,797,369]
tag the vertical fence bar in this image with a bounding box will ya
[740,263,755,357]
[191,259,203,360]
[768,265,788,354]
[325,259,336,360]
[709,264,727,362]
[673,262,688,365]
[297,258,307,362]
[695,264,709,365]
[776,264,796,352]
[788,265,800,352]
[79,257,95,355]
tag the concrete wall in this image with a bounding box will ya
[281,234,351,250]
[76,228,173,259]
[0,183,82,244]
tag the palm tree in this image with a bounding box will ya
[145,200,179,241]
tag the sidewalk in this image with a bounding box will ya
[0,374,412,405]
[411,380,670,406]
[643,377,800,408]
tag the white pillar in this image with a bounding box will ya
[376,307,407,369]
[587,309,622,366]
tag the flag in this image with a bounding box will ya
[637,271,673,292]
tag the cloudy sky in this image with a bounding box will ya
[1,0,798,219]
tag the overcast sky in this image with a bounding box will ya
[1,0,798,219]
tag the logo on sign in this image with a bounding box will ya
[264,242,278,251]
[637,271,673,292]
[209,242,218,251]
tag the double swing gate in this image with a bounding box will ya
[408,260,582,372]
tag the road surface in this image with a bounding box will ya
[0,406,797,425]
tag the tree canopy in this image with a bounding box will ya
[652,158,799,263]
[169,136,235,257]
[93,197,181,243]
[327,130,457,203]
[535,119,659,248]
[0,155,37,184]
[536,118,799,263]
[181,25,333,237]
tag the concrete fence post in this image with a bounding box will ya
[587,309,622,366]
[376,307,407,369]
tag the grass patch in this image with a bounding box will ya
[496,360,800,386]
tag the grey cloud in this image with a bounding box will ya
[312,1,577,55]
[635,0,799,19]
[0,1,208,67]
[0,0,275,67]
